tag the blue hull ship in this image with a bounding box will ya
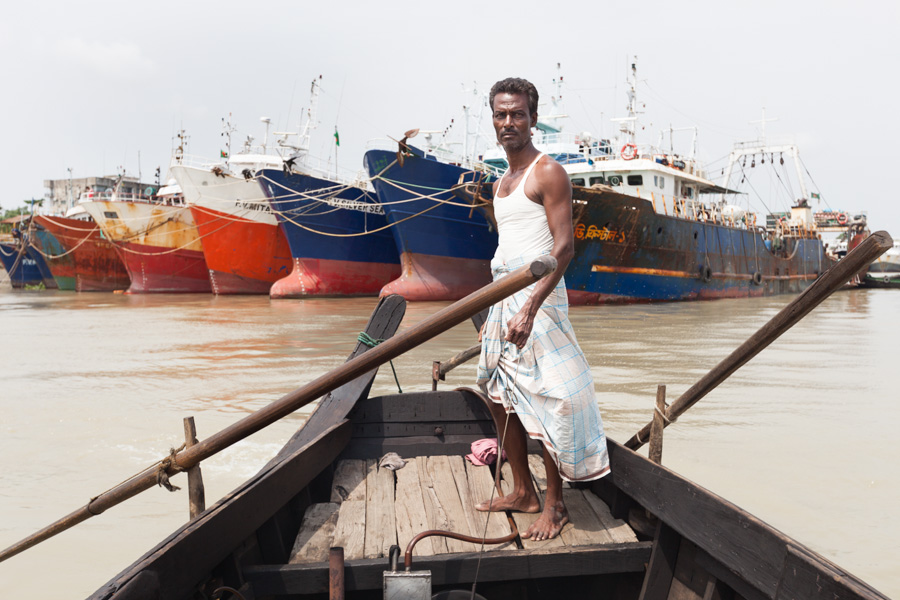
[364,148,496,301]
[257,169,400,297]
[0,242,58,289]
[565,187,831,304]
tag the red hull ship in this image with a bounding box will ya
[116,242,210,293]
[189,205,293,295]
[33,215,130,292]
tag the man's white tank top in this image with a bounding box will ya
[493,153,554,263]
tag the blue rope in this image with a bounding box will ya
[357,332,402,393]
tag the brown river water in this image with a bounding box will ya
[1,286,898,598]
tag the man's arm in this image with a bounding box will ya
[504,158,574,349]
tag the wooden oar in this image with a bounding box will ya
[0,255,557,564]
[625,230,893,450]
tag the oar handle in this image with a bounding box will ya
[625,231,893,450]
[0,256,557,564]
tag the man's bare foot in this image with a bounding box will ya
[475,490,541,513]
[522,500,568,541]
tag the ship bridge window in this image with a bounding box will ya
[654,175,666,189]
[103,211,118,219]
[571,177,585,187]
[589,176,605,186]
[627,175,643,186]
[607,174,623,186]
[684,186,694,199]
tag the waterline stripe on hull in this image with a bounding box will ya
[590,264,818,281]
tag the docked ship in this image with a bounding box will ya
[171,121,294,295]
[474,61,835,303]
[0,238,57,289]
[80,181,212,293]
[259,164,401,298]
[364,140,496,301]
[32,211,131,292]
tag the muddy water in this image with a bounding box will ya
[1,288,897,598]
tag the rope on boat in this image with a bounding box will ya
[156,445,186,492]
[357,332,403,393]
[26,225,100,260]
[254,162,492,239]
[654,403,675,425]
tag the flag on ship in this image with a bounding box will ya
[334,127,340,147]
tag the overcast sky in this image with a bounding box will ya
[3,0,898,233]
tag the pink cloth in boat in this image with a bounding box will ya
[465,438,507,466]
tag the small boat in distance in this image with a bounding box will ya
[862,237,900,287]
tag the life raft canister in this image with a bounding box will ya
[621,143,637,160]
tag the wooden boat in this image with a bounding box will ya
[86,320,889,598]
[2,236,892,600]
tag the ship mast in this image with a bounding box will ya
[221,114,235,168]
[610,57,641,149]
[721,108,809,203]
[298,75,322,158]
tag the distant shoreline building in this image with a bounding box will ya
[43,175,157,215]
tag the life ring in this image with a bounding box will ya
[752,272,763,286]
[699,265,713,283]
[621,144,637,161]
[837,212,848,225]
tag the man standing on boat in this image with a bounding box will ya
[475,77,610,541]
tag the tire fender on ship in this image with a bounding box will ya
[699,265,713,283]
[751,271,763,286]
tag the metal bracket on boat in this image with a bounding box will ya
[384,544,432,599]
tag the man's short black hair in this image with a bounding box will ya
[490,78,539,117]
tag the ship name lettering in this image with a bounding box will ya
[581,224,626,243]
[235,201,271,213]
[323,198,385,215]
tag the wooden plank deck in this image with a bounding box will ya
[291,454,637,564]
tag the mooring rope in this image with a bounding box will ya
[356,332,403,393]
[27,227,98,260]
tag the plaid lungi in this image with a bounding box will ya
[476,253,610,482]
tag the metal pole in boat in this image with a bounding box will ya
[0,256,557,564]
[625,231,893,450]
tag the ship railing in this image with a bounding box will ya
[76,191,186,207]
[174,152,286,173]
[649,194,764,231]
[291,154,372,189]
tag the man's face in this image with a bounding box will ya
[492,92,536,154]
